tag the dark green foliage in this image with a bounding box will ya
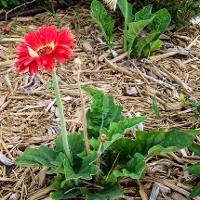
[123,4,171,58]
[187,163,200,197]
[188,137,200,198]
[0,0,76,9]
[16,145,58,167]
[131,0,200,28]
[113,129,194,160]
[112,153,146,179]
[0,0,25,8]
[83,86,124,138]
[81,184,123,200]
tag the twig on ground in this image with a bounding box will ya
[136,180,148,200]
[159,65,192,92]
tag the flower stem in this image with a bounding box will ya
[52,69,72,164]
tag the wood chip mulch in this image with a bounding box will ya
[0,5,200,200]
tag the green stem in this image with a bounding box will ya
[52,69,73,165]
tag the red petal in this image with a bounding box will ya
[56,29,75,48]
[39,54,48,66]
[29,61,38,75]
[18,64,28,73]
[38,25,57,46]
[25,31,42,50]
[54,45,73,61]
[44,56,55,73]
[54,52,65,64]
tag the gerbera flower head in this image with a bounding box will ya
[103,0,117,10]
[15,25,75,76]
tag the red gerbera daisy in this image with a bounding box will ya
[15,25,75,75]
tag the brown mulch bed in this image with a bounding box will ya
[0,5,200,200]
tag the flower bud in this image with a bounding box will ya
[99,134,107,143]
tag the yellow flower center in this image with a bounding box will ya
[28,46,39,58]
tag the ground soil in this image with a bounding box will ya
[0,5,200,200]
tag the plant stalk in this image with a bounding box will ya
[52,69,73,164]
[77,65,90,154]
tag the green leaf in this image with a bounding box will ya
[124,18,154,54]
[108,116,147,137]
[55,132,85,153]
[185,129,200,135]
[190,185,200,198]
[131,32,160,58]
[125,5,171,59]
[149,8,171,33]
[83,86,124,138]
[188,163,200,197]
[113,153,146,179]
[16,145,58,167]
[63,151,99,181]
[47,152,66,174]
[117,0,133,51]
[187,163,200,177]
[148,39,163,56]
[143,39,163,57]
[113,129,194,158]
[81,184,123,200]
[51,175,64,191]
[147,129,194,155]
[189,143,200,156]
[55,133,85,168]
[152,95,160,118]
[135,4,154,21]
[51,175,81,199]
[117,0,134,23]
[91,0,115,46]
[90,134,123,155]
[51,189,81,200]
[89,137,100,150]
[148,145,178,155]
[1,0,7,7]
[103,134,123,152]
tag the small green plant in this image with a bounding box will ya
[187,137,200,198]
[118,2,171,57]
[17,86,200,199]
[131,0,200,28]
[152,95,160,118]
[24,26,30,33]
[191,101,200,124]
[91,0,171,58]
[188,163,200,198]
[187,130,200,198]
[91,0,115,47]
[0,0,77,10]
